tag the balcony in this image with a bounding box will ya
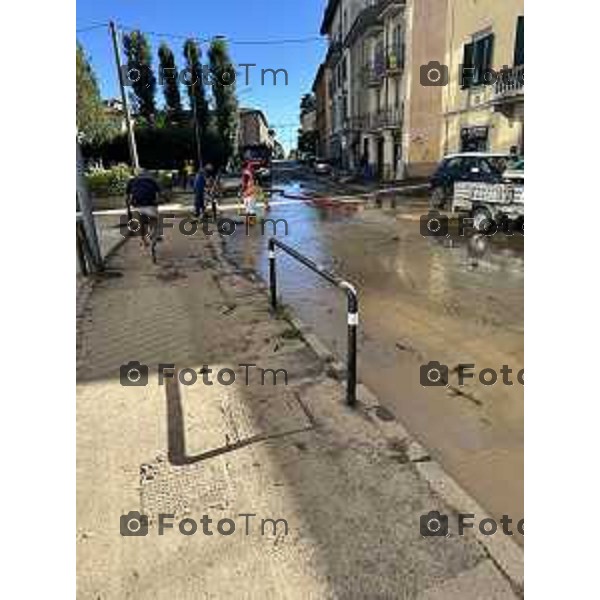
[364,107,402,131]
[345,4,384,47]
[492,64,524,117]
[325,39,343,66]
[348,115,366,131]
[378,0,406,18]
[377,107,402,129]
[363,55,386,87]
[493,64,524,101]
[386,46,405,75]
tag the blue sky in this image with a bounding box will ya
[77,0,328,151]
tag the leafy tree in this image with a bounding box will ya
[300,93,316,116]
[82,125,228,171]
[76,43,118,143]
[297,129,318,155]
[122,30,157,123]
[183,39,209,136]
[273,139,285,160]
[158,43,183,122]
[208,39,238,164]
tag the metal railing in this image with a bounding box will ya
[268,238,359,406]
[363,57,386,86]
[494,64,524,99]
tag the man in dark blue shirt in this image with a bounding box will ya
[126,172,161,209]
[125,171,162,246]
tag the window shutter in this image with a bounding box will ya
[482,33,495,84]
[462,42,474,88]
[514,16,524,66]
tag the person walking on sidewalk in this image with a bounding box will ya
[193,165,206,218]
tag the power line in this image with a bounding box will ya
[76,21,326,46]
[233,36,325,46]
[76,22,109,34]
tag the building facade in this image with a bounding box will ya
[441,0,524,156]
[312,62,332,158]
[319,0,449,181]
[238,108,274,150]
[348,0,406,181]
[300,108,317,134]
[320,0,349,169]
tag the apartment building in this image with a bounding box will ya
[312,62,332,158]
[319,0,448,181]
[238,108,274,150]
[320,0,349,168]
[300,107,317,134]
[347,0,407,180]
[441,0,524,155]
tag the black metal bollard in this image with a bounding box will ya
[342,283,358,407]
[268,238,277,310]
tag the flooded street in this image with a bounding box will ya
[223,163,524,536]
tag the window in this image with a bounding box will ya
[461,42,474,88]
[514,16,524,66]
[390,25,404,69]
[461,33,494,88]
[444,157,464,175]
[460,126,489,152]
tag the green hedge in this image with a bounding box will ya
[85,164,131,197]
[85,165,180,201]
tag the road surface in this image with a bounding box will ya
[223,161,524,540]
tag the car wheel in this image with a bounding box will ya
[514,216,524,234]
[473,207,494,233]
[430,187,446,209]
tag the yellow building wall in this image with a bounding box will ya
[404,0,449,178]
[441,0,524,155]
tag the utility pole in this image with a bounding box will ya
[109,20,140,172]
[190,89,203,168]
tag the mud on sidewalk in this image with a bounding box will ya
[76,224,520,599]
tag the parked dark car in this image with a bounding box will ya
[313,158,332,175]
[429,153,514,209]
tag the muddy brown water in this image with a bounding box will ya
[223,177,524,544]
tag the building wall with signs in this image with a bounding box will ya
[440,0,524,156]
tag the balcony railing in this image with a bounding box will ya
[373,107,402,129]
[352,108,401,131]
[378,0,406,17]
[345,4,384,46]
[494,64,524,100]
[363,56,386,87]
[326,39,343,66]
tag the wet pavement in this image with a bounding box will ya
[222,162,524,540]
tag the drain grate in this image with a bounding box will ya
[139,451,232,522]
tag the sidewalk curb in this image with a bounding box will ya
[282,313,525,596]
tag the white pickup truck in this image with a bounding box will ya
[452,161,524,231]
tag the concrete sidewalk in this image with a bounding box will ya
[76,225,521,599]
